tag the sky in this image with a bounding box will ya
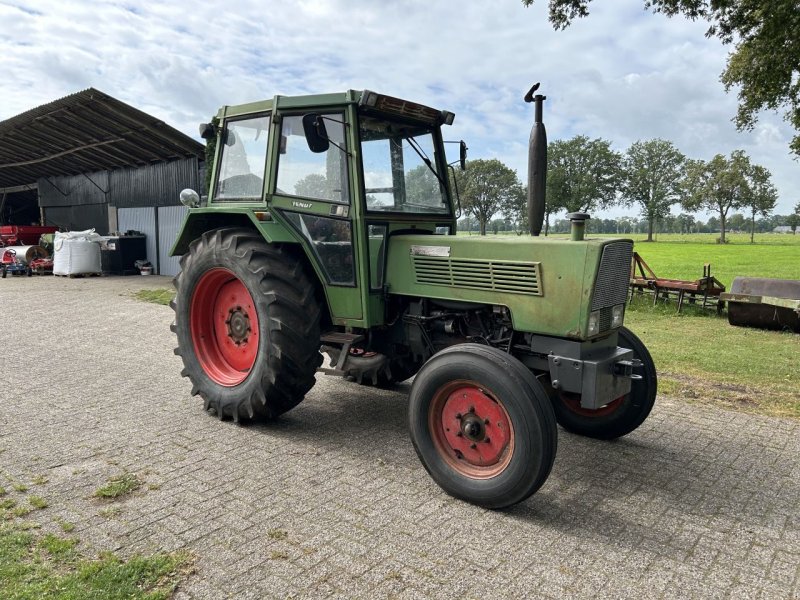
[1,0,798,220]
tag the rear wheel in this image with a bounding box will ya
[549,326,657,440]
[408,344,557,509]
[172,228,322,421]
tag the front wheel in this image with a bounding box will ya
[172,228,322,421]
[408,344,557,509]
[550,326,657,440]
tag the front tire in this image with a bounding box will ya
[408,344,557,509]
[172,228,322,421]
[550,326,657,440]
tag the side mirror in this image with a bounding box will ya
[223,129,237,147]
[303,113,330,153]
[199,122,216,140]
[459,141,468,171]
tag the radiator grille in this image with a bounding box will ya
[591,241,633,310]
[412,257,542,296]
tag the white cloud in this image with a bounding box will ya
[1,0,798,216]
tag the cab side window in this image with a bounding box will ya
[215,115,270,200]
[276,114,349,204]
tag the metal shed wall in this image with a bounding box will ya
[43,204,108,232]
[38,171,109,208]
[157,205,189,276]
[110,157,200,208]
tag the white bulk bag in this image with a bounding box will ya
[53,230,103,276]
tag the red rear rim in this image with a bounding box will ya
[190,268,259,386]
[560,391,624,417]
[429,380,514,479]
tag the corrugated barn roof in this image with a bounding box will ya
[0,88,204,189]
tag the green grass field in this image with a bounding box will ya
[609,233,799,417]
[621,233,800,285]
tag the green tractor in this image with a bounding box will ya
[171,85,656,509]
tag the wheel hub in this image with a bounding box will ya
[189,268,260,386]
[225,306,252,345]
[430,383,513,476]
[459,413,486,442]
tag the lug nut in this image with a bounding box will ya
[456,431,463,437]
[468,406,475,414]
[484,437,491,444]
[455,413,462,420]
[470,443,477,450]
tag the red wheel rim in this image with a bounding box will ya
[428,380,514,479]
[190,268,259,386]
[560,391,624,417]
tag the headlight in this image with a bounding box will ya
[612,304,625,328]
[588,311,600,336]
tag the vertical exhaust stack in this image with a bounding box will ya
[525,83,547,236]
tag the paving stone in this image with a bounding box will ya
[1,275,798,599]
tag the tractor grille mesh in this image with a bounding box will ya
[412,257,542,296]
[591,241,633,310]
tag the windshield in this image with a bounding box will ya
[359,116,449,214]
[215,115,270,200]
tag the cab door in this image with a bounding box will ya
[268,110,364,326]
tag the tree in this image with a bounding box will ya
[500,182,528,234]
[743,164,778,243]
[523,0,800,157]
[405,165,441,207]
[547,135,622,215]
[621,139,685,242]
[294,173,329,198]
[675,213,695,234]
[681,150,750,243]
[727,213,746,232]
[454,159,520,235]
[788,214,800,235]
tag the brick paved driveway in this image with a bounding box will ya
[0,276,798,599]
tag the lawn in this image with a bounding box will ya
[625,297,799,418]
[604,233,799,417]
[622,232,800,285]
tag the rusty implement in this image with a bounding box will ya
[629,252,726,312]
[721,277,800,333]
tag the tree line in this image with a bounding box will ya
[452,136,795,243]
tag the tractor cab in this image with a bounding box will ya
[180,90,461,328]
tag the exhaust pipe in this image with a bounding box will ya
[525,83,547,236]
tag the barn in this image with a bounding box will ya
[0,88,204,275]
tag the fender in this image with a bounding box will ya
[170,207,297,256]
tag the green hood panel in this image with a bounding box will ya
[385,235,625,339]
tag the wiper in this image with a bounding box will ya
[404,135,448,191]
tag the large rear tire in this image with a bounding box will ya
[408,344,557,509]
[172,228,322,421]
[550,326,657,440]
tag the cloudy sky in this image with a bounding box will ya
[2,0,798,218]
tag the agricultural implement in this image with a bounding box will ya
[169,85,657,508]
[1,248,28,277]
[721,277,800,333]
[0,225,58,246]
[629,252,725,312]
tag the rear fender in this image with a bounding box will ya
[170,208,297,256]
